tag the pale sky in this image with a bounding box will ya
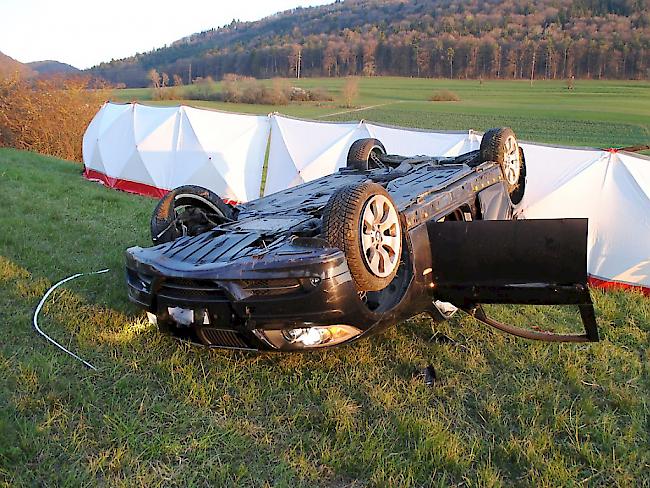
[0,0,334,69]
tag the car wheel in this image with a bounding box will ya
[150,185,235,244]
[322,182,402,291]
[347,138,386,171]
[480,127,526,202]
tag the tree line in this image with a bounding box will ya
[90,0,650,86]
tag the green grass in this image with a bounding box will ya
[113,78,650,150]
[1,147,649,486]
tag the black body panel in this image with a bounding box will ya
[428,218,598,342]
[429,219,588,292]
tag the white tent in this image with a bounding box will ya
[264,116,481,195]
[264,115,370,195]
[83,103,270,203]
[364,122,481,156]
[518,146,650,293]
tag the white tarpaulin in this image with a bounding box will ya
[264,116,481,195]
[83,102,134,180]
[518,145,650,292]
[364,122,481,156]
[264,115,370,195]
[83,102,270,202]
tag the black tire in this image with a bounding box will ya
[322,182,402,292]
[150,185,234,244]
[480,127,526,201]
[347,138,386,171]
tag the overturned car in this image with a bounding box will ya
[126,127,599,351]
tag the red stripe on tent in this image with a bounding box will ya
[588,275,650,297]
[84,168,168,199]
[83,168,240,205]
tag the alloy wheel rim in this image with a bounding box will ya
[360,194,401,278]
[502,135,521,186]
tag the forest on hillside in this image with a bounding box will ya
[90,0,650,87]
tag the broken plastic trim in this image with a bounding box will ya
[32,269,110,371]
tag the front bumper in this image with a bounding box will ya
[126,242,389,351]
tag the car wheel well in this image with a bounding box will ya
[362,237,413,314]
[150,185,235,245]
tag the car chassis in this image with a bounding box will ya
[126,129,599,351]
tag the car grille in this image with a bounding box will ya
[240,278,301,297]
[198,328,252,349]
[158,278,227,301]
[127,268,153,292]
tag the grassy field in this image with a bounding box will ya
[1,144,649,486]
[1,77,649,486]
[113,78,650,150]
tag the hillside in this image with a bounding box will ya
[0,51,34,79]
[28,60,80,76]
[90,0,650,87]
[0,51,80,79]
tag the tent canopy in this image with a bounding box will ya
[83,103,270,202]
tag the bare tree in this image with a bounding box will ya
[288,44,301,78]
[149,69,162,100]
[447,47,455,78]
[415,42,430,77]
[341,77,359,108]
[323,42,337,76]
[362,40,377,76]
[530,44,537,86]
[148,69,160,89]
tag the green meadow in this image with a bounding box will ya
[114,77,650,149]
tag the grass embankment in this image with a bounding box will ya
[1,149,649,486]
[114,78,650,150]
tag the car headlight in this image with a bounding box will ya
[259,325,361,348]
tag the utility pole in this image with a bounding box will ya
[188,63,192,85]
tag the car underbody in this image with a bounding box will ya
[126,130,599,351]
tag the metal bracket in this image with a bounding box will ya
[465,304,599,343]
